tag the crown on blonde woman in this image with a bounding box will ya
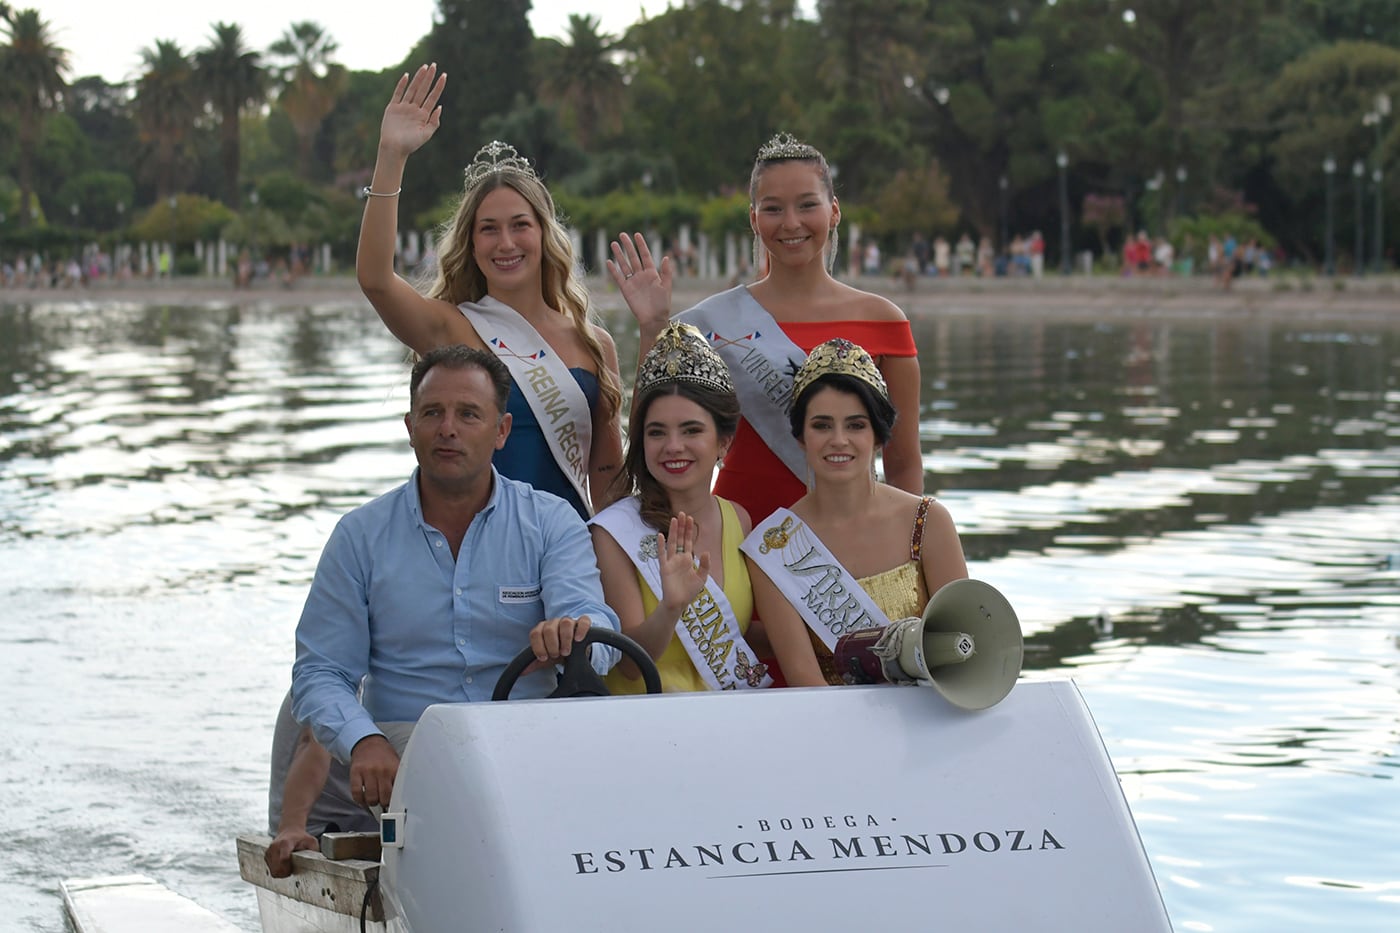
[792,338,888,402]
[756,131,821,162]
[635,323,736,398]
[463,140,539,191]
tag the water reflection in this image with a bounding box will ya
[1,298,1397,932]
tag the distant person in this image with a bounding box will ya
[356,63,624,520]
[292,345,621,810]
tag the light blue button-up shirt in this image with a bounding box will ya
[292,467,620,762]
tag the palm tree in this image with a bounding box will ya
[195,22,266,207]
[540,14,623,151]
[1,8,69,228]
[135,39,198,200]
[268,21,347,180]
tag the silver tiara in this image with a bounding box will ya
[463,140,539,191]
[756,131,821,162]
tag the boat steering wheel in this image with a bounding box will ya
[492,627,662,700]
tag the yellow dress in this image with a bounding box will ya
[814,497,934,685]
[605,498,754,694]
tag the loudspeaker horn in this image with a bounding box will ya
[833,578,1023,710]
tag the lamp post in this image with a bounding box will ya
[70,203,79,265]
[1175,165,1187,218]
[1323,156,1336,276]
[1353,160,1365,277]
[1056,150,1070,275]
[998,175,1009,254]
[249,189,259,259]
[1374,168,1385,273]
[1363,93,1389,274]
[642,171,654,240]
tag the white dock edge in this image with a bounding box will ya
[61,875,242,933]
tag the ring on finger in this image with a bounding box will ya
[624,272,635,279]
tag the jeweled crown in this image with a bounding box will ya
[756,131,822,163]
[463,140,539,191]
[792,338,888,403]
[635,323,735,398]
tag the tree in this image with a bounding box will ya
[0,8,69,227]
[268,21,347,181]
[537,14,624,151]
[135,39,199,200]
[410,0,535,211]
[816,0,926,200]
[196,22,266,206]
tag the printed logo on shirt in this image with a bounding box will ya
[499,583,543,604]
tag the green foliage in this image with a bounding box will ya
[55,170,135,230]
[128,193,235,245]
[410,0,535,214]
[3,2,1397,264]
[859,159,959,237]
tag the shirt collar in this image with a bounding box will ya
[405,466,502,525]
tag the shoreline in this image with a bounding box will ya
[4,272,1397,322]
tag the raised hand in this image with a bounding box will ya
[608,232,673,330]
[657,513,710,614]
[378,63,447,159]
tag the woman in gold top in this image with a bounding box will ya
[746,339,968,686]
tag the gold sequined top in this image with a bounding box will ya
[814,497,934,685]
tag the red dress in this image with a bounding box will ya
[713,318,918,522]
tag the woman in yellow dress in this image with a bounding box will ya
[589,323,770,693]
[744,339,969,687]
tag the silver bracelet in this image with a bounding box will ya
[362,186,402,198]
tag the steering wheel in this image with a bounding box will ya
[492,627,662,700]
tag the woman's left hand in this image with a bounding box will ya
[608,232,673,329]
[657,513,709,614]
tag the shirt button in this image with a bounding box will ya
[458,638,465,646]
[435,540,443,548]
[455,587,462,595]
[465,676,473,684]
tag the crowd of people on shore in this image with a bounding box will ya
[264,64,972,875]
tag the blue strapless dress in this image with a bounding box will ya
[494,367,599,520]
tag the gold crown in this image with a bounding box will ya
[635,323,735,398]
[463,140,539,191]
[792,338,888,403]
[756,131,821,162]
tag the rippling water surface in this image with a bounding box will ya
[2,296,1397,931]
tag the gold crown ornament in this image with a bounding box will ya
[635,323,736,398]
[756,131,822,163]
[792,338,889,403]
[463,140,540,191]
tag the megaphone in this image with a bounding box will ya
[832,578,1023,710]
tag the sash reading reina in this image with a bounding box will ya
[591,498,771,691]
[460,297,593,513]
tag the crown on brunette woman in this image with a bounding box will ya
[756,131,822,163]
[463,140,540,191]
[635,323,735,398]
[792,338,888,403]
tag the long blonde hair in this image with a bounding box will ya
[427,171,622,422]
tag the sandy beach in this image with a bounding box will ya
[4,272,1397,322]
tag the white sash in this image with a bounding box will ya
[680,287,807,480]
[460,296,592,513]
[739,508,891,652]
[590,498,771,691]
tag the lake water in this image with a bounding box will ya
[2,294,1397,931]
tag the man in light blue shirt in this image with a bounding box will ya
[292,345,619,809]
